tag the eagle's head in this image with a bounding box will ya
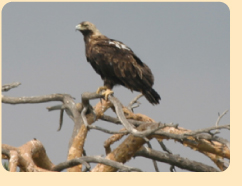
[75,21,101,36]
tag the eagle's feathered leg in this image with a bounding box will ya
[96,86,114,101]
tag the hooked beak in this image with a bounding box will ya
[75,24,82,31]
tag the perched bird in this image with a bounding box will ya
[75,21,161,105]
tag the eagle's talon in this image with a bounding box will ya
[96,86,113,101]
[102,89,114,101]
[96,86,108,94]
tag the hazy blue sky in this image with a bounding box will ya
[2,2,229,171]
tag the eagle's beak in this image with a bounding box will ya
[75,24,81,31]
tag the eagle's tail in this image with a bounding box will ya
[143,88,161,105]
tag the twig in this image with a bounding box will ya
[127,94,143,111]
[2,82,21,92]
[81,149,91,172]
[57,109,64,131]
[47,104,73,131]
[215,110,229,133]
[170,165,176,172]
[158,140,173,154]
[46,104,63,111]
[146,142,160,172]
[157,140,175,171]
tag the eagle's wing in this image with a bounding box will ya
[87,39,154,91]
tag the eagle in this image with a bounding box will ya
[75,21,161,105]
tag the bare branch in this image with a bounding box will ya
[67,93,112,172]
[88,125,128,135]
[201,151,228,171]
[108,95,137,133]
[100,114,154,127]
[108,95,166,138]
[151,124,229,143]
[100,114,122,125]
[127,93,143,111]
[57,109,64,131]
[153,129,230,160]
[53,156,142,172]
[104,128,128,154]
[2,82,21,92]
[157,140,175,171]
[3,93,80,134]
[146,142,160,172]
[81,91,103,101]
[2,140,141,172]
[183,124,230,137]
[135,146,219,172]
[158,140,173,154]
[52,157,91,172]
[216,110,229,128]
[2,94,68,104]
[46,104,63,111]
[67,124,88,172]
[92,120,229,172]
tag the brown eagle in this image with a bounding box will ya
[75,21,161,105]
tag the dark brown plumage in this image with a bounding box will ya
[76,21,161,105]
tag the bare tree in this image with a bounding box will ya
[2,82,229,172]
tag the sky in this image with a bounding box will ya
[2,2,230,172]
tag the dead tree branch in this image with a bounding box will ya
[146,142,160,172]
[216,110,229,127]
[66,93,113,172]
[2,94,69,104]
[2,139,54,172]
[91,121,229,172]
[52,156,142,172]
[2,82,21,92]
[127,93,143,111]
[9,150,19,172]
[2,140,141,172]
[103,128,128,154]
[2,83,229,172]
[135,146,219,172]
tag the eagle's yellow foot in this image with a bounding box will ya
[96,86,108,94]
[102,89,114,100]
[96,86,114,100]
